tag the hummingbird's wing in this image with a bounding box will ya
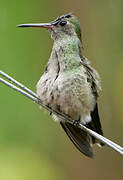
[60,121,94,158]
[81,56,101,97]
[87,103,104,146]
[81,57,104,145]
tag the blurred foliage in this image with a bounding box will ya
[0,0,123,180]
[0,147,66,180]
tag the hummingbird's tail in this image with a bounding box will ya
[60,122,94,158]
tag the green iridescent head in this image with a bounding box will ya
[68,14,82,40]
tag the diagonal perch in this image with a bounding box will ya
[0,70,123,155]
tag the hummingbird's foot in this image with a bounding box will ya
[50,112,52,115]
[73,118,80,127]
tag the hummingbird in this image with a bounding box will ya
[17,12,104,158]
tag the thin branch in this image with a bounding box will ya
[0,70,123,155]
[0,71,38,98]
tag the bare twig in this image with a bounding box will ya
[0,70,123,155]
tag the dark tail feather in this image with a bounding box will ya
[87,103,104,146]
[60,122,94,158]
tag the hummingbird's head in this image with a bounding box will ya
[47,13,82,41]
[17,13,82,41]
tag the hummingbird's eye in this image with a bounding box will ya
[59,21,67,26]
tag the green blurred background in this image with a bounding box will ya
[0,0,123,179]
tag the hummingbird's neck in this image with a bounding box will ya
[51,35,82,72]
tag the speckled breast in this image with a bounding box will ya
[36,71,96,120]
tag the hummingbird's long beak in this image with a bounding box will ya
[16,22,55,28]
[17,13,72,29]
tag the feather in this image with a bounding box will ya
[87,103,104,146]
[60,121,94,158]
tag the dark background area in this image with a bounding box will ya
[0,0,123,179]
